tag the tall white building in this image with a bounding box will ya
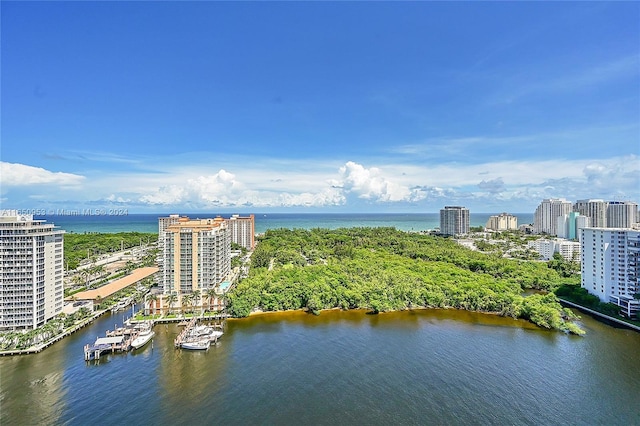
[607,201,638,228]
[485,213,518,231]
[226,214,255,250]
[574,199,607,228]
[162,217,230,296]
[556,212,589,240]
[581,228,640,318]
[0,210,64,331]
[157,214,181,271]
[533,198,573,235]
[439,206,470,236]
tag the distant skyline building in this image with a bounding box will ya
[581,228,640,318]
[227,214,255,251]
[485,213,518,231]
[0,210,64,331]
[606,201,638,228]
[161,217,231,296]
[574,199,607,228]
[439,206,470,236]
[557,212,589,240]
[533,198,573,235]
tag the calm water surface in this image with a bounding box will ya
[1,309,639,425]
[37,213,535,234]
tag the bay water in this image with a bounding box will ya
[1,309,639,425]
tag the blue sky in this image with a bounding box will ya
[1,1,638,213]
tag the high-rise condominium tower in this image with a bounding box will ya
[485,213,518,231]
[607,201,638,228]
[161,217,230,296]
[0,211,64,331]
[439,206,470,236]
[533,198,572,235]
[574,199,607,228]
[227,214,255,251]
[581,228,640,318]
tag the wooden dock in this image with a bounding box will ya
[174,317,198,348]
[83,321,145,360]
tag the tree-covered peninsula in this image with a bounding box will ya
[227,228,584,335]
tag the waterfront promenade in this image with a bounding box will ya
[558,298,640,332]
[0,308,110,356]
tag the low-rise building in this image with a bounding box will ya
[528,238,581,261]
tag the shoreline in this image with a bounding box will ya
[232,306,542,330]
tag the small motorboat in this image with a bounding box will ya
[181,338,211,351]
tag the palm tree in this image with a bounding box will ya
[91,264,106,283]
[205,288,217,313]
[80,269,91,287]
[191,290,201,314]
[166,292,178,315]
[147,293,158,316]
[182,294,193,315]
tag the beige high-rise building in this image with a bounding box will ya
[485,213,518,231]
[0,210,64,331]
[227,214,255,250]
[161,216,230,296]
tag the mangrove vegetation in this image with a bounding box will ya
[227,227,584,334]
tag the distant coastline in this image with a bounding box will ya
[36,212,535,234]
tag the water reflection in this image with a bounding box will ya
[0,308,638,425]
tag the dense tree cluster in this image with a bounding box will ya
[227,228,584,334]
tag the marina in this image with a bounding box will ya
[84,314,225,359]
[174,317,224,350]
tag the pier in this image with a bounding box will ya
[83,320,150,360]
[559,299,640,333]
[84,335,129,361]
[174,317,198,348]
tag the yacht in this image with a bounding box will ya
[190,324,223,341]
[131,322,155,349]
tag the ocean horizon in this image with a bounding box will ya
[35,212,535,234]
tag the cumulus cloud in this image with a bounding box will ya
[5,154,636,212]
[333,161,411,202]
[139,185,188,205]
[0,162,84,186]
[138,168,345,208]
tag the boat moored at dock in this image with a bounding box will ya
[181,338,211,350]
[131,321,155,349]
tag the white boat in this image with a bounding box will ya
[131,322,155,349]
[181,338,210,350]
[190,325,223,341]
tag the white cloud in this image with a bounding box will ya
[0,162,85,186]
[332,161,412,202]
[3,155,637,212]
